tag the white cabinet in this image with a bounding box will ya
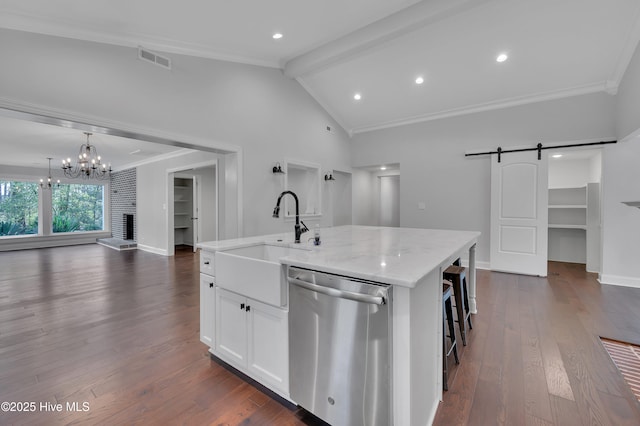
[199,274,215,347]
[247,299,288,392]
[216,288,247,364]
[199,250,216,348]
[215,288,289,394]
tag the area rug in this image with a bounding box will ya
[600,337,640,402]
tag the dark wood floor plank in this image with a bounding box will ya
[549,395,581,426]
[519,279,554,424]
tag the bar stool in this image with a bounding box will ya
[444,264,473,346]
[443,280,459,391]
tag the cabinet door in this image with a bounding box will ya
[247,299,289,394]
[199,274,215,347]
[216,288,247,366]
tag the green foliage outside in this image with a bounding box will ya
[0,181,39,236]
[0,181,104,236]
[53,184,103,232]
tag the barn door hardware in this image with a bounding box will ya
[465,140,617,163]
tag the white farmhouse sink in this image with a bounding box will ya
[215,243,309,307]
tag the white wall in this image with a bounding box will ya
[548,158,593,188]
[616,42,640,140]
[600,139,640,286]
[351,93,616,265]
[0,29,352,243]
[331,170,353,226]
[548,150,602,188]
[597,39,640,287]
[589,151,602,183]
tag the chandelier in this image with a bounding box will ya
[40,157,60,189]
[61,132,112,180]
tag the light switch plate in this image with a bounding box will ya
[418,202,426,210]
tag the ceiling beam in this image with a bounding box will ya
[283,0,493,79]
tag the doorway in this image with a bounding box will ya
[167,162,218,256]
[379,175,400,227]
[352,164,400,227]
[173,174,197,251]
[547,149,602,272]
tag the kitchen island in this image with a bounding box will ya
[198,225,480,426]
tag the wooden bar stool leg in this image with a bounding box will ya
[463,275,473,330]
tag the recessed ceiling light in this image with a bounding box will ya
[272,33,283,40]
[552,153,563,158]
[415,76,424,85]
[380,166,387,170]
[354,93,362,101]
[496,53,508,63]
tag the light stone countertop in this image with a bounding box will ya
[198,225,480,287]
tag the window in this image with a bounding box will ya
[0,180,39,236]
[52,184,104,232]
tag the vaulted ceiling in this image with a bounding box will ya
[1,0,639,167]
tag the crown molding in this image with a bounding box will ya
[0,12,279,69]
[350,82,612,135]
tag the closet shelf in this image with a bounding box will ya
[548,224,587,230]
[548,205,587,209]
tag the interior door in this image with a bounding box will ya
[192,176,199,253]
[490,151,548,276]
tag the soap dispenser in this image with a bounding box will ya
[314,224,321,245]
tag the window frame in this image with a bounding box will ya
[0,171,111,246]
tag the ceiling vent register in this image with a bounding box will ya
[138,46,171,70]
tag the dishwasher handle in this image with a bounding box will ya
[288,276,387,305]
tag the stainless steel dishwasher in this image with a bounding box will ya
[288,266,392,426]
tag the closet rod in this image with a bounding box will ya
[465,140,616,162]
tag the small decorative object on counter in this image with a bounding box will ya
[314,224,321,245]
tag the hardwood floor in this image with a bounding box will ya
[1,246,639,425]
[434,261,640,426]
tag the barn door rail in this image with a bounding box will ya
[465,140,617,162]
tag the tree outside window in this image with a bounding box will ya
[52,184,104,233]
[0,180,39,236]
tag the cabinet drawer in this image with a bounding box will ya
[200,251,215,275]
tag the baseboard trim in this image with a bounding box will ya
[598,274,640,288]
[137,244,168,256]
[0,232,110,251]
[460,259,491,270]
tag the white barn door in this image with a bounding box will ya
[490,151,548,276]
